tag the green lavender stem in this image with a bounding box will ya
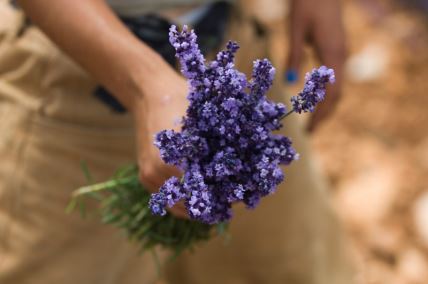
[279,109,294,120]
[72,175,137,198]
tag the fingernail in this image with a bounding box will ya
[285,69,298,84]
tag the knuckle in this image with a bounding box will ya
[138,164,157,182]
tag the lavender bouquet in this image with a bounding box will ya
[70,25,335,255]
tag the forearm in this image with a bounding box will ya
[18,0,167,111]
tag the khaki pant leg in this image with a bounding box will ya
[164,10,355,284]
[0,12,161,284]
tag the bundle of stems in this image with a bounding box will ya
[68,165,227,257]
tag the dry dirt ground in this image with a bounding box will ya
[247,0,428,283]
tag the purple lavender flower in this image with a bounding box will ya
[250,59,276,102]
[169,25,206,89]
[291,66,335,113]
[149,25,329,224]
[154,130,208,167]
[160,177,185,208]
[149,192,167,216]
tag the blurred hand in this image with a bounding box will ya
[135,61,189,218]
[287,0,346,131]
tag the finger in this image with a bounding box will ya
[307,76,342,132]
[307,93,338,132]
[139,164,174,194]
[313,2,346,88]
[139,176,160,194]
[307,7,346,131]
[162,163,182,178]
[139,154,182,191]
[168,204,189,219]
[286,1,308,84]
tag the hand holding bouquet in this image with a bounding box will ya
[71,25,335,255]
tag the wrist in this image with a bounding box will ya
[121,47,168,112]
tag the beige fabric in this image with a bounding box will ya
[0,2,354,283]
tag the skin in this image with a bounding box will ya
[17,0,345,218]
[287,0,346,131]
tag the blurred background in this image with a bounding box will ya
[244,0,428,283]
[1,0,427,283]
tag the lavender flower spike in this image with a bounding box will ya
[215,41,239,67]
[149,192,167,216]
[250,59,276,101]
[291,66,335,113]
[150,25,302,224]
[169,25,206,88]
